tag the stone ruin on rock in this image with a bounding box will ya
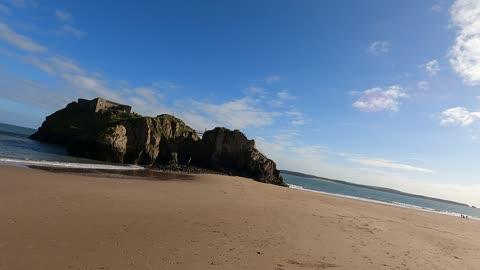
[77,97,132,113]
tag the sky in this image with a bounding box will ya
[0,0,480,206]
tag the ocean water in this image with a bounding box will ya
[1,123,479,219]
[0,123,142,170]
[282,173,480,219]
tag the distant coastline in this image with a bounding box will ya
[280,170,472,208]
[0,123,36,136]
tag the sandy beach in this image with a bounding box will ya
[0,166,479,270]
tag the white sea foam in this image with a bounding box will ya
[0,157,145,170]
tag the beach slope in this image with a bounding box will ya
[0,166,479,270]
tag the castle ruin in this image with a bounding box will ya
[78,97,132,113]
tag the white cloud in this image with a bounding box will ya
[49,55,84,74]
[19,55,84,76]
[0,70,74,115]
[418,81,429,90]
[0,22,303,138]
[0,3,12,14]
[6,0,37,8]
[289,145,328,155]
[243,86,264,95]
[58,24,85,39]
[449,0,480,85]
[0,23,47,52]
[368,41,390,55]
[61,73,123,102]
[134,87,159,102]
[53,10,85,39]
[419,59,440,76]
[285,111,303,117]
[350,157,434,173]
[192,98,280,129]
[255,137,332,174]
[22,56,56,75]
[61,73,103,90]
[55,10,73,23]
[272,130,300,141]
[353,85,408,112]
[277,89,294,100]
[431,4,442,12]
[286,111,309,126]
[269,99,283,107]
[264,74,281,84]
[269,90,296,107]
[440,107,480,127]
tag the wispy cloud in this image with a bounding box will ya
[286,111,309,126]
[18,54,84,76]
[431,4,442,12]
[53,9,85,39]
[57,24,85,39]
[243,86,265,95]
[419,59,440,76]
[49,55,84,74]
[353,86,408,112]
[277,89,295,100]
[264,74,281,84]
[0,20,307,148]
[449,0,480,85]
[350,157,434,173]
[55,10,73,23]
[269,90,296,107]
[418,81,429,90]
[0,70,69,111]
[21,56,56,74]
[0,23,47,52]
[272,130,300,141]
[255,136,330,174]
[191,98,281,129]
[368,41,390,55]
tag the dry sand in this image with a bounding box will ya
[0,166,479,270]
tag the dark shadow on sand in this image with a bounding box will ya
[28,166,194,181]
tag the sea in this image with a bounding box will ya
[1,122,479,219]
[0,123,143,170]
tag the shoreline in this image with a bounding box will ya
[2,156,478,220]
[1,165,480,269]
[286,184,480,221]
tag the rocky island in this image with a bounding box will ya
[30,97,284,186]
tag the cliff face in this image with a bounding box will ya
[95,115,199,165]
[192,128,284,185]
[30,102,198,166]
[30,99,284,186]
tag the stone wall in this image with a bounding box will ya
[76,98,132,113]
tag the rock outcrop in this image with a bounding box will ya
[30,98,284,186]
[94,116,199,165]
[192,128,284,185]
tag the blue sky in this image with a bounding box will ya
[1,0,480,205]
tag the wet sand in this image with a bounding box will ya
[1,166,479,270]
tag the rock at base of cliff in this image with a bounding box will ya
[190,127,285,186]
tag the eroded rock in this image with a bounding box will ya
[30,98,284,186]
